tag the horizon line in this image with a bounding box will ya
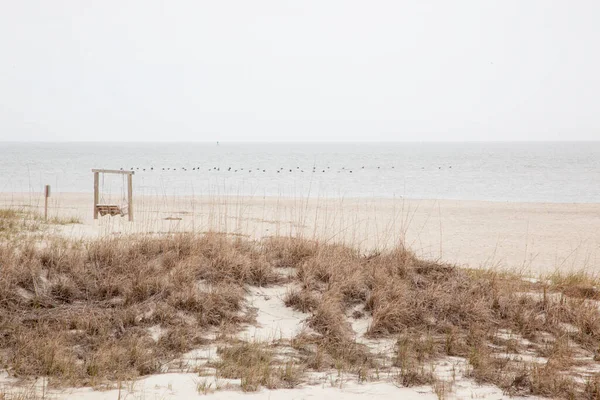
[2,140,600,144]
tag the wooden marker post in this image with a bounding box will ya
[93,171,99,220]
[127,173,133,222]
[44,185,51,221]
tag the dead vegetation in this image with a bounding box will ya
[0,233,278,387]
[269,239,600,398]
[0,208,42,236]
[0,208,81,238]
[1,216,600,398]
[210,342,303,391]
[0,391,47,400]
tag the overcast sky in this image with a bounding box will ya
[0,1,598,142]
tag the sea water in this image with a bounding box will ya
[1,141,599,203]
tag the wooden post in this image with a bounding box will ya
[127,173,133,222]
[44,185,50,221]
[93,172,99,220]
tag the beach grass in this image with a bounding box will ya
[0,207,81,239]
[1,209,600,399]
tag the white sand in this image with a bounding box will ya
[38,374,540,400]
[2,192,599,274]
[239,284,310,343]
[0,372,441,400]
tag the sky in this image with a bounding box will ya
[0,1,598,142]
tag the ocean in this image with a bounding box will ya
[1,142,599,203]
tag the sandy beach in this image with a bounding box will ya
[2,191,598,275]
[3,1,599,397]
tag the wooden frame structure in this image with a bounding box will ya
[92,169,134,222]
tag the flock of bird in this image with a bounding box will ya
[119,165,452,173]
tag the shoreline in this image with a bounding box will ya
[1,192,599,275]
[3,190,600,206]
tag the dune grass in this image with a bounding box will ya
[0,207,81,239]
[270,237,600,398]
[0,233,275,387]
[209,341,303,392]
[0,216,600,398]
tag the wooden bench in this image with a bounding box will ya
[96,204,127,217]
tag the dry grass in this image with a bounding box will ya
[268,238,600,399]
[548,270,600,301]
[0,209,42,236]
[211,342,303,391]
[0,391,47,400]
[1,215,600,397]
[46,215,82,225]
[0,208,81,239]
[0,232,281,387]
